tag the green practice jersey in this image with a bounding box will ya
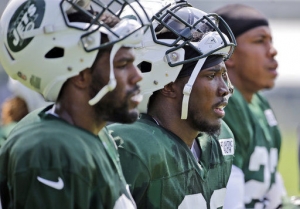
[0,122,17,147]
[108,114,235,209]
[223,89,281,208]
[0,105,135,209]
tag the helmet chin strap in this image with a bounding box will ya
[181,57,207,119]
[88,43,120,106]
[88,18,144,106]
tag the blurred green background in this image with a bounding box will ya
[279,130,300,196]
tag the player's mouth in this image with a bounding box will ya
[268,67,278,77]
[213,101,228,118]
[268,61,278,77]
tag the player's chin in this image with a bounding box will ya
[196,118,222,136]
[263,82,275,90]
[207,118,222,130]
[212,118,222,128]
[262,77,276,89]
[114,110,139,124]
[126,108,140,123]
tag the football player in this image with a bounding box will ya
[214,4,287,209]
[0,96,28,144]
[108,1,237,208]
[0,0,149,208]
[0,78,52,144]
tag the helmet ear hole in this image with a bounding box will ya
[45,47,65,59]
[138,61,152,73]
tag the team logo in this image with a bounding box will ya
[205,36,217,45]
[7,0,45,52]
[219,138,234,156]
[37,176,64,190]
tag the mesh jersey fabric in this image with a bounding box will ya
[223,89,281,208]
[0,105,135,209]
[108,114,235,209]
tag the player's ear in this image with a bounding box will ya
[160,82,177,98]
[70,68,91,89]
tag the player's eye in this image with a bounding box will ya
[115,62,128,70]
[222,72,228,79]
[207,73,215,79]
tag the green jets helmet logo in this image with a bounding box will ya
[7,0,45,52]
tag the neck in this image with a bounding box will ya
[149,104,198,148]
[54,102,106,135]
[55,99,106,136]
[237,87,254,103]
[228,70,255,103]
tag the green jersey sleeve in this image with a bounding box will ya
[0,122,17,148]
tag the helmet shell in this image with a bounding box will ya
[0,0,100,101]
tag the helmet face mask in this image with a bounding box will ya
[130,1,236,115]
[61,0,150,51]
[151,3,236,66]
[154,4,217,41]
[0,0,149,103]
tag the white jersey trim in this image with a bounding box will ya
[223,165,245,209]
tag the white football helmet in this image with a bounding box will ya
[0,0,150,104]
[124,1,236,118]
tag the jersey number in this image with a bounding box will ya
[178,188,226,209]
[245,147,278,204]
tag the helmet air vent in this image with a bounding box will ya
[138,61,152,73]
[45,47,64,59]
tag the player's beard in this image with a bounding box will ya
[188,113,221,137]
[89,77,139,124]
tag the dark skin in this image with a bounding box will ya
[54,47,142,135]
[225,26,278,102]
[148,62,230,148]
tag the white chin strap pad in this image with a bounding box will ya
[88,43,120,106]
[88,18,144,106]
[181,57,207,119]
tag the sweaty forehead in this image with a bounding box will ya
[202,61,226,72]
